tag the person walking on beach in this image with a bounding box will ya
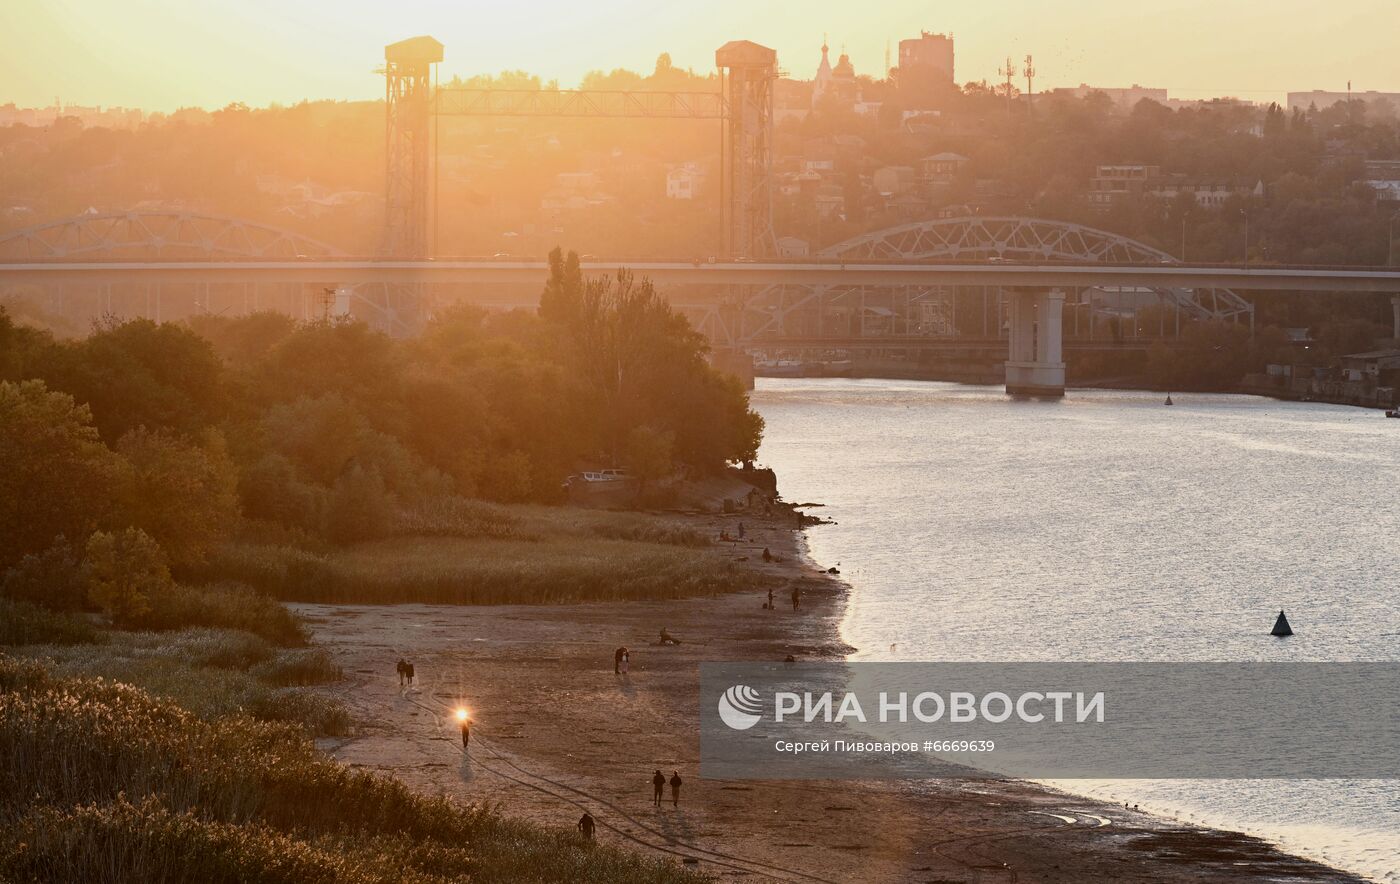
[614,646,626,675]
[669,771,683,807]
[405,660,416,688]
[620,648,630,676]
[396,658,407,686]
[577,811,596,841]
[791,586,801,612]
[737,522,745,539]
[767,587,774,609]
[652,770,666,807]
[460,717,470,749]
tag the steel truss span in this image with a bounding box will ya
[0,212,428,331]
[714,217,1254,348]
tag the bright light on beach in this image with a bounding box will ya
[455,708,469,722]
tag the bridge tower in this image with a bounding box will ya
[716,41,777,258]
[1005,289,1066,396]
[383,36,442,258]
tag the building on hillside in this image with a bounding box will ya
[1088,164,1161,208]
[1146,177,1263,209]
[872,165,916,195]
[898,31,954,87]
[665,163,705,200]
[812,40,858,109]
[1287,90,1400,112]
[920,152,970,183]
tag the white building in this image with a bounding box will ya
[666,164,705,200]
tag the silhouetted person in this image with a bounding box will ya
[614,646,626,675]
[737,522,745,539]
[396,658,407,686]
[578,811,596,841]
[652,770,666,807]
[791,586,800,612]
[405,661,415,687]
[460,718,470,749]
[669,771,683,807]
[620,649,629,675]
[762,547,773,563]
[767,587,774,608]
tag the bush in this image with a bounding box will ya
[0,600,100,647]
[146,628,275,670]
[246,689,352,737]
[82,528,172,626]
[1,536,85,611]
[250,649,341,687]
[130,582,306,647]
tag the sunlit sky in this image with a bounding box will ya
[2,0,1397,111]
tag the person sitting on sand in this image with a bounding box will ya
[659,627,679,645]
[577,811,596,841]
[762,547,773,563]
[669,771,683,807]
[652,770,666,807]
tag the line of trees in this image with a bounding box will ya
[1,253,761,617]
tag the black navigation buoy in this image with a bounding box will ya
[1271,610,1293,637]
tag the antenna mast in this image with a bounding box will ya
[998,56,1017,113]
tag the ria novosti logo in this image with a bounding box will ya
[717,684,763,730]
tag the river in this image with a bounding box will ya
[752,377,1400,882]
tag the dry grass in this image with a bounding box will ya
[0,659,708,883]
[207,533,768,606]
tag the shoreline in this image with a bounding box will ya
[759,370,1398,412]
[297,507,1360,883]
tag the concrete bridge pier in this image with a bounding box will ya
[1005,288,1066,397]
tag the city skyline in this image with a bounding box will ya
[2,0,1398,112]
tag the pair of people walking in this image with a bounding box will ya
[651,770,682,807]
[395,658,416,687]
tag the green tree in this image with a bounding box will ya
[114,427,240,569]
[82,527,171,626]
[39,318,225,441]
[324,465,395,543]
[0,380,123,567]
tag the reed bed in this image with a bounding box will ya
[0,660,706,883]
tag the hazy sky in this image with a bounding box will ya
[2,0,1397,111]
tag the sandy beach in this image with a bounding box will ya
[298,512,1360,883]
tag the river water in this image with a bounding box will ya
[752,378,1400,882]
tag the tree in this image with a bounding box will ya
[82,528,171,626]
[114,427,240,569]
[324,465,395,543]
[39,317,225,441]
[625,425,674,495]
[0,380,123,567]
[1,536,85,611]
